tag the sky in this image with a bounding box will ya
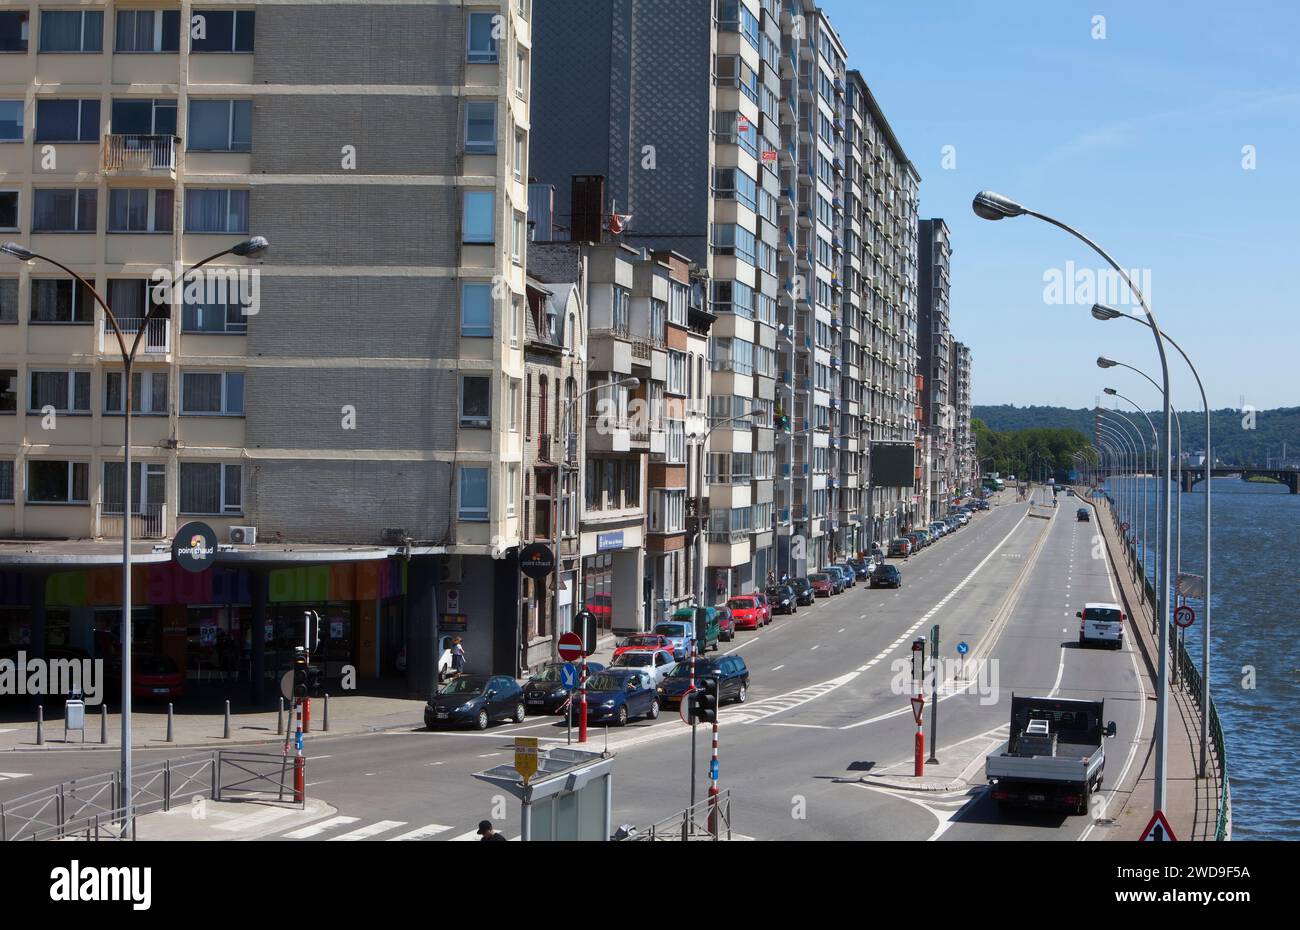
[819,0,1300,412]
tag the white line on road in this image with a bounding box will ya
[771,665,785,671]
[767,723,832,730]
[810,644,821,651]
[282,816,360,839]
[389,823,454,841]
[328,820,407,841]
[213,806,303,833]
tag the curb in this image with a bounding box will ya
[2,719,419,752]
[853,774,966,793]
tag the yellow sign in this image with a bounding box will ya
[514,737,539,785]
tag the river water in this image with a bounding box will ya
[1101,475,1299,840]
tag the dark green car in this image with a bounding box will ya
[670,606,721,654]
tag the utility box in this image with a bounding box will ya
[65,694,86,743]
[473,747,615,841]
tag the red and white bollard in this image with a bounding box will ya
[293,699,305,802]
[578,656,588,744]
[707,716,721,836]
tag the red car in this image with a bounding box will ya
[809,573,834,597]
[755,594,772,623]
[584,594,613,624]
[727,595,766,631]
[612,633,675,661]
[132,655,185,701]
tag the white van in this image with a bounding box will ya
[1078,602,1125,649]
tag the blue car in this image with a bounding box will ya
[580,668,661,726]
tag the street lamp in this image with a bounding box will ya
[1095,421,1137,544]
[972,190,1175,814]
[1095,302,1214,778]
[1098,409,1150,591]
[552,376,639,658]
[1,237,268,832]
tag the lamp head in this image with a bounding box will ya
[230,236,269,258]
[1103,387,1118,396]
[971,190,1026,221]
[621,377,641,390]
[1,241,34,261]
[1091,303,1122,321]
[1096,356,1118,369]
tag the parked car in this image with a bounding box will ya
[727,595,766,631]
[425,675,525,730]
[609,648,678,686]
[715,606,736,642]
[790,578,816,606]
[612,634,675,661]
[765,584,798,615]
[658,655,750,706]
[1077,507,1091,522]
[1078,602,1125,649]
[755,593,772,623]
[668,607,721,654]
[822,567,847,594]
[833,564,857,587]
[581,668,660,726]
[653,619,696,661]
[809,573,834,597]
[848,558,872,580]
[132,655,185,701]
[584,593,613,624]
[523,661,606,714]
[889,538,913,558]
[870,564,902,589]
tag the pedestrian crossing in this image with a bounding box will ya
[267,816,515,842]
[0,772,30,781]
[723,672,859,725]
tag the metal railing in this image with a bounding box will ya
[100,315,170,354]
[95,502,168,540]
[103,133,178,172]
[622,791,733,841]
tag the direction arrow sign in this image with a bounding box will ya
[1140,809,1177,842]
[956,641,969,656]
[910,695,925,726]
[514,737,539,785]
[560,662,578,690]
[558,632,585,662]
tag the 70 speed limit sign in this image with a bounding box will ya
[1175,605,1196,629]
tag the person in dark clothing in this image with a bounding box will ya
[478,819,507,842]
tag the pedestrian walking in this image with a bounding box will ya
[451,637,466,676]
[478,819,508,842]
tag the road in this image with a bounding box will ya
[2,489,1151,841]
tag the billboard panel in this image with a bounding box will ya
[870,442,915,488]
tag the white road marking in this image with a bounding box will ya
[389,823,454,841]
[282,816,360,839]
[0,772,30,780]
[771,665,785,671]
[810,644,821,651]
[328,820,407,841]
[767,722,832,730]
[213,806,303,833]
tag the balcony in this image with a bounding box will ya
[100,316,170,356]
[95,502,169,541]
[103,135,179,177]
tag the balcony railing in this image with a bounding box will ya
[101,316,170,355]
[103,134,178,173]
[95,502,168,540]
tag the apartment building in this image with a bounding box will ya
[0,2,535,696]
[950,340,974,495]
[918,217,953,519]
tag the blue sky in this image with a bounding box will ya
[820,0,1300,411]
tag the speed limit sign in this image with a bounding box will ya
[1175,605,1196,629]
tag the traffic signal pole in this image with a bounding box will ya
[688,640,697,812]
[707,678,721,837]
[579,654,588,744]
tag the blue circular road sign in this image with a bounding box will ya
[956,641,970,656]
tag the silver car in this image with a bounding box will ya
[609,648,678,687]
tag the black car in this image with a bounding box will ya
[425,675,525,730]
[790,578,815,606]
[522,661,606,714]
[848,559,872,580]
[870,564,902,589]
[657,655,750,706]
[1077,508,1090,522]
[765,584,798,615]
[581,668,660,726]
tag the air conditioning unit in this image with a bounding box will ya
[229,526,257,545]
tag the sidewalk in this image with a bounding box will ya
[0,692,428,753]
[1084,489,1225,841]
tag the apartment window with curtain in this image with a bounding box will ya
[0,369,16,409]
[185,188,249,233]
[0,190,16,231]
[27,460,89,504]
[182,293,245,334]
[30,279,95,323]
[181,371,245,416]
[105,370,168,415]
[189,10,255,53]
[115,9,181,53]
[459,375,490,429]
[32,189,97,232]
[187,99,251,151]
[0,11,30,52]
[39,10,103,53]
[29,370,91,413]
[458,467,489,522]
[108,188,174,233]
[467,12,498,63]
[180,462,242,515]
[465,101,496,154]
[111,97,177,136]
[0,99,22,140]
[102,461,166,514]
[0,459,12,501]
[35,99,100,142]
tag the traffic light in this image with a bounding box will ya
[292,647,309,700]
[775,412,791,432]
[693,677,719,725]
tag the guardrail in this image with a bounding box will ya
[621,790,733,841]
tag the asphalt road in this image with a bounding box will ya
[3,489,1151,841]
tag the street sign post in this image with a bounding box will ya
[957,640,969,679]
[1140,809,1177,842]
[1175,605,1196,629]
[557,632,587,742]
[928,624,940,764]
[911,695,925,776]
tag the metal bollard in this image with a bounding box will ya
[323,693,329,732]
[167,703,174,742]
[101,703,108,744]
[223,700,231,739]
[277,698,284,735]
[36,705,44,745]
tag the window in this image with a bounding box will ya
[108,188,173,233]
[110,98,177,136]
[0,190,16,231]
[463,191,494,243]
[35,99,100,142]
[102,461,166,514]
[115,9,181,53]
[181,371,244,415]
[107,278,168,321]
[460,282,493,338]
[182,295,245,334]
[508,379,519,432]
[650,489,685,534]
[465,101,496,155]
[33,188,97,233]
[184,188,248,233]
[460,376,490,428]
[180,462,242,514]
[458,467,489,521]
[506,464,518,517]
[28,371,91,413]
[711,224,756,265]
[0,100,22,141]
[39,10,103,53]
[188,99,251,151]
[514,131,525,180]
[0,11,29,53]
[515,49,529,100]
[105,370,168,415]
[512,211,525,264]
[715,110,757,157]
[467,12,498,64]
[714,167,758,212]
[0,369,15,410]
[190,10,255,53]
[0,459,11,501]
[666,350,686,395]
[30,279,94,323]
[27,461,89,504]
[0,279,15,323]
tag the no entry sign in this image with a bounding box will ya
[558,631,585,662]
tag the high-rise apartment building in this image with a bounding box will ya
[917,217,953,519]
[0,2,536,695]
[950,340,974,495]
